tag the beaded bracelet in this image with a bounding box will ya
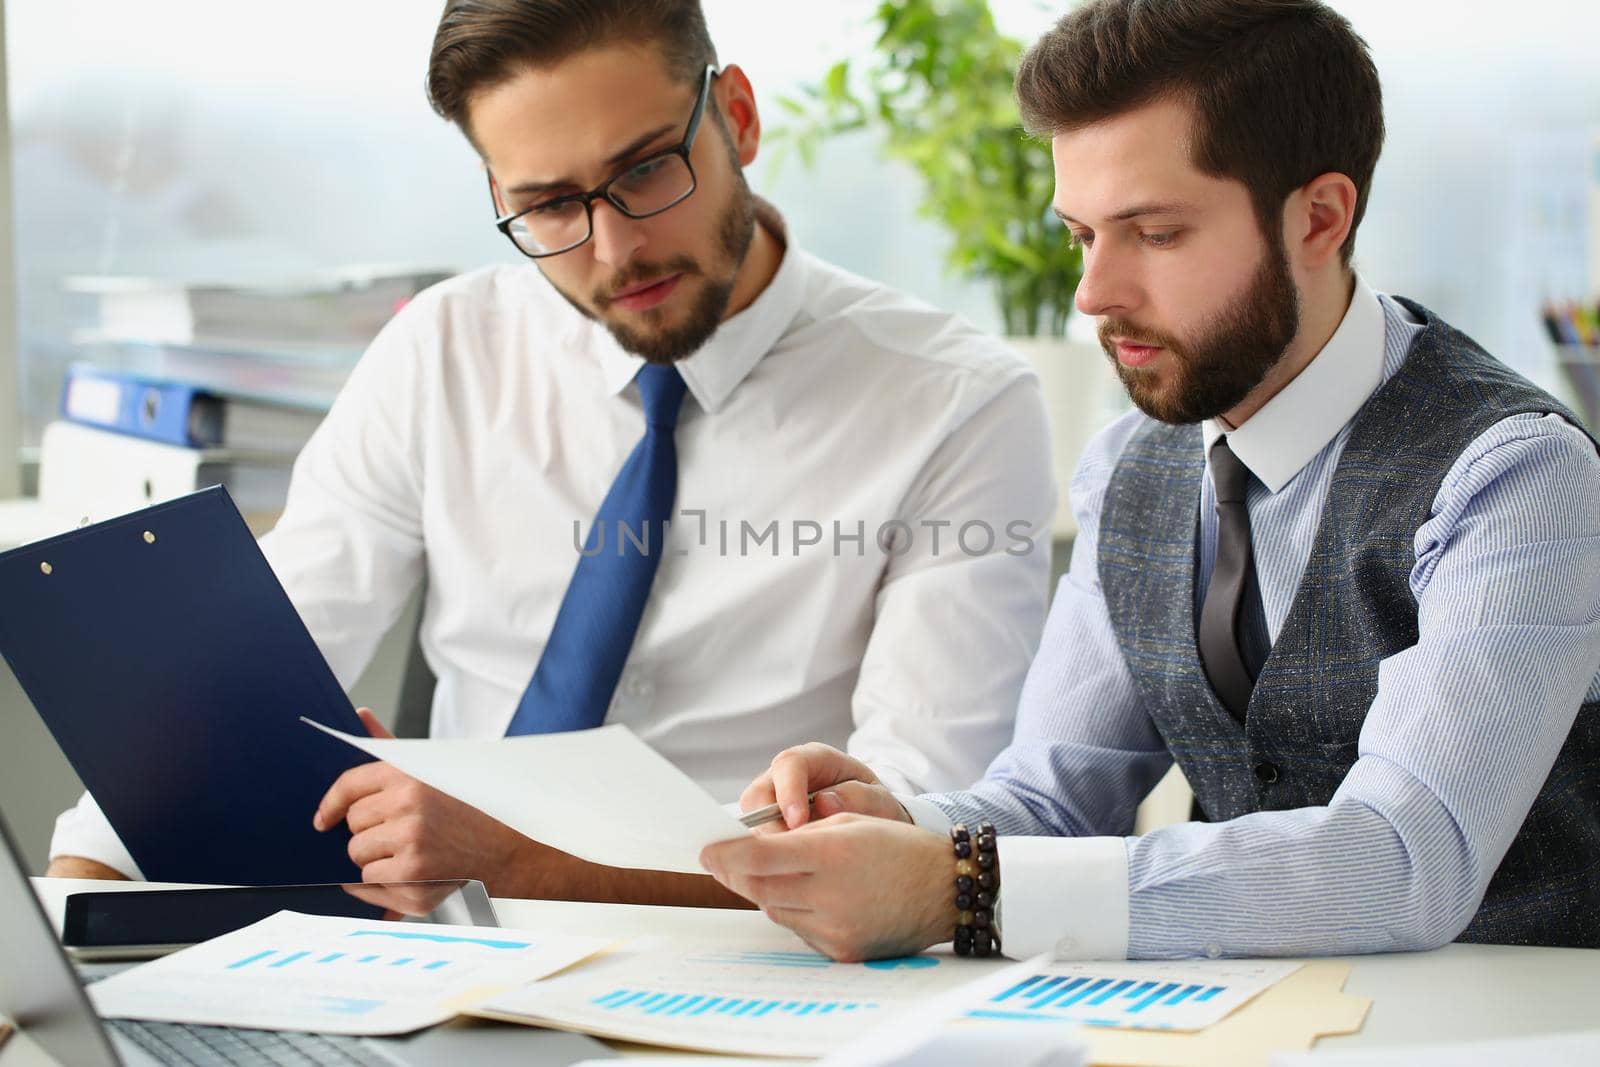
[951,821,1000,957]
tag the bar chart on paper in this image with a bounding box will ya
[589,987,880,1020]
[965,960,1301,1031]
[224,928,536,974]
[473,939,996,1057]
[87,911,610,1036]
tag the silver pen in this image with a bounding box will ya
[738,791,819,829]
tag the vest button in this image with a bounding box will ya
[1254,761,1280,784]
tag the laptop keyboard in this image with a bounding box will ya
[107,1018,397,1067]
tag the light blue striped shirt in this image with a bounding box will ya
[913,282,1600,960]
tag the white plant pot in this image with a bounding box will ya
[1006,336,1127,540]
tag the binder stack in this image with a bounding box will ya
[2,265,453,550]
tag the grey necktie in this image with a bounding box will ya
[1198,438,1258,720]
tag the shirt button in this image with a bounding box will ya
[1205,943,1223,959]
[1254,761,1280,785]
[625,677,652,698]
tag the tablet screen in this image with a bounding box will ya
[62,879,498,952]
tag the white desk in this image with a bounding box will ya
[6,878,1599,1064]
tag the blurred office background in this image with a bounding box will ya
[1,0,1597,870]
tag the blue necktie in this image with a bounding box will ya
[505,364,688,735]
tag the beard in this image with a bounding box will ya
[547,166,758,366]
[1099,230,1300,425]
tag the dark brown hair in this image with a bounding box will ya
[1016,0,1384,264]
[427,0,717,133]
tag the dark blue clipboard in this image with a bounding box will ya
[0,486,371,884]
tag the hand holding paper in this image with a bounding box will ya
[304,720,750,874]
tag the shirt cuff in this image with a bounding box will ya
[897,793,953,833]
[49,792,143,880]
[999,836,1129,960]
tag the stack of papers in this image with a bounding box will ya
[88,911,610,1036]
[473,937,1007,1057]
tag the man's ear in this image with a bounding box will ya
[714,64,762,167]
[1289,171,1358,269]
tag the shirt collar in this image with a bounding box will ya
[590,199,803,414]
[1201,274,1386,492]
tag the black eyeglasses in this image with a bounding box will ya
[491,64,718,259]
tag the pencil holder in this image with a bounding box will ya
[1551,342,1600,433]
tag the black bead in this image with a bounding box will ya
[976,851,995,869]
[974,937,993,958]
[977,834,995,851]
[977,871,996,890]
[954,928,974,945]
[955,893,973,910]
[951,825,970,842]
[974,911,991,929]
[975,891,994,909]
[956,876,974,893]
[955,841,972,859]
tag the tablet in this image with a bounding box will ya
[61,880,499,961]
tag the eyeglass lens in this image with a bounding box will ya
[507,153,695,256]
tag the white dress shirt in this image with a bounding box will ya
[52,224,1057,876]
[907,277,1600,959]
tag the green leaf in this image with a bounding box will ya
[768,0,1082,334]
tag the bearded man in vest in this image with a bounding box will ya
[701,0,1600,961]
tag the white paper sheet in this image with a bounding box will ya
[818,955,1087,1067]
[961,958,1302,1032]
[304,720,750,874]
[87,910,611,1036]
[472,936,1014,1058]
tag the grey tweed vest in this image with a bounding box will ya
[1098,299,1600,948]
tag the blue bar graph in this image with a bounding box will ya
[216,948,457,972]
[978,970,1238,1031]
[1089,980,1135,1005]
[588,988,880,1022]
[227,951,275,970]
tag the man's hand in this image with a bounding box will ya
[45,856,130,880]
[740,743,910,830]
[700,812,956,961]
[313,709,749,908]
[313,708,537,888]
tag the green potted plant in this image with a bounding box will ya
[773,0,1115,537]
[773,0,1080,336]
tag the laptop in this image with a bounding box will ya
[0,811,614,1067]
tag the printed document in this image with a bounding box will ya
[306,720,748,873]
[88,910,611,1036]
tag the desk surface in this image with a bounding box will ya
[6,878,1598,1064]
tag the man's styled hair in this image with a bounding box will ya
[1016,0,1384,265]
[427,0,718,131]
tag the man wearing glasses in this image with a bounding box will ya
[47,0,1056,905]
